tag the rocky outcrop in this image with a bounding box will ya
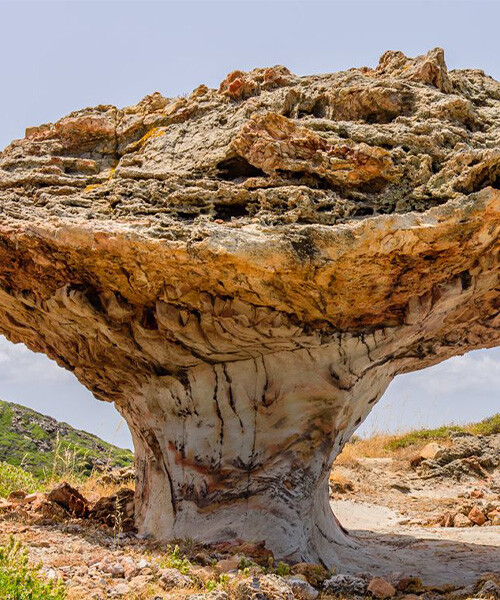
[418,432,500,480]
[0,48,500,567]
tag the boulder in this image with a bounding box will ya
[468,506,487,526]
[367,577,397,599]
[47,482,89,518]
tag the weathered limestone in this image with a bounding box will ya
[1,48,500,566]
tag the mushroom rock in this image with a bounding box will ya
[1,48,500,567]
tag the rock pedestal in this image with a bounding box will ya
[1,48,500,566]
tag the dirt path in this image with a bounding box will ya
[332,499,500,585]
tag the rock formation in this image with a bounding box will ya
[0,48,499,567]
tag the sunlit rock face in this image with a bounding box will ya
[0,48,499,566]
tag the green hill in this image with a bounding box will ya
[0,399,133,478]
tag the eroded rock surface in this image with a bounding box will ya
[1,48,500,567]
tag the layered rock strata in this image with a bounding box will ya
[1,48,500,566]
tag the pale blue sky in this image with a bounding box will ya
[0,1,499,450]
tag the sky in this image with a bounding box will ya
[0,0,499,450]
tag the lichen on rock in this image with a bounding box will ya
[0,47,499,568]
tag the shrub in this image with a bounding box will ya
[0,462,39,498]
[0,536,66,599]
[158,544,192,575]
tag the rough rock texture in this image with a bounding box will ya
[419,432,500,480]
[1,48,500,567]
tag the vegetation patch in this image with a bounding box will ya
[0,536,66,599]
[385,413,500,451]
[0,399,133,479]
[0,462,40,498]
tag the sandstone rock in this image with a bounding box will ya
[471,488,485,499]
[32,498,68,523]
[469,506,487,525]
[491,514,500,526]
[1,47,500,568]
[368,577,397,599]
[454,513,473,528]
[47,482,89,518]
[419,443,444,461]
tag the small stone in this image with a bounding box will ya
[109,582,130,596]
[287,577,319,600]
[7,490,27,502]
[470,488,485,499]
[439,512,454,527]
[194,551,212,565]
[453,513,473,528]
[129,575,152,593]
[468,506,487,526]
[368,577,396,599]
[192,565,216,583]
[492,514,500,526]
[216,555,242,572]
[158,567,193,590]
[419,442,444,460]
[103,563,125,578]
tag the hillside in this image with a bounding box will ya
[0,399,133,478]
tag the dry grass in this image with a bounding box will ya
[34,434,134,502]
[334,432,454,466]
[329,468,352,485]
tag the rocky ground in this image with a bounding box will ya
[1,430,500,599]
